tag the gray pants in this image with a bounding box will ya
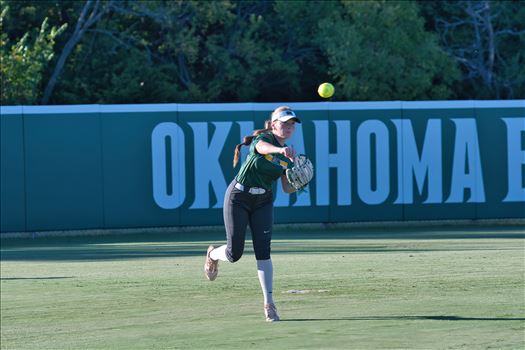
[223,180,274,262]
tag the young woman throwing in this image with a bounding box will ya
[204,105,306,322]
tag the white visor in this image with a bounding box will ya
[271,110,301,123]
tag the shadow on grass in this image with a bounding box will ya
[1,225,523,261]
[0,277,74,280]
[2,225,524,244]
[1,244,522,261]
[0,245,206,261]
[282,315,525,322]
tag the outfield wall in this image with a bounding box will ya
[1,101,524,233]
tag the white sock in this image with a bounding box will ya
[257,259,274,305]
[210,245,229,261]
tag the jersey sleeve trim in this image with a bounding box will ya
[264,154,289,169]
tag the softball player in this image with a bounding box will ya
[204,106,302,322]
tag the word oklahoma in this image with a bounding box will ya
[151,117,524,209]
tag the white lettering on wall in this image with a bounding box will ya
[313,120,351,206]
[151,113,522,211]
[151,122,186,209]
[189,122,231,209]
[446,118,486,203]
[502,117,525,202]
[274,122,311,207]
[357,120,390,204]
[392,119,443,204]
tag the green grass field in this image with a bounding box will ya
[1,225,524,349]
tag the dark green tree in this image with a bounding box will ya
[0,2,67,104]
[315,0,459,101]
[419,0,525,99]
[52,0,298,104]
[10,0,516,104]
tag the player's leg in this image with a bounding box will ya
[205,181,250,281]
[249,195,279,322]
[223,181,251,263]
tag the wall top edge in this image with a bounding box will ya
[1,100,523,115]
[402,100,525,109]
[0,106,23,114]
[100,104,179,113]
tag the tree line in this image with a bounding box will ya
[1,0,523,105]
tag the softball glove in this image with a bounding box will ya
[286,154,314,191]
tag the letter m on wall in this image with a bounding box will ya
[392,119,443,204]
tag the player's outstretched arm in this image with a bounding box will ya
[256,141,295,160]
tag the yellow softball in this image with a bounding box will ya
[318,82,335,98]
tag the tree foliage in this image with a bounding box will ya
[1,0,522,105]
[316,0,459,100]
[419,0,525,99]
[0,3,66,104]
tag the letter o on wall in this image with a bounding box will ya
[151,122,186,209]
[357,120,390,204]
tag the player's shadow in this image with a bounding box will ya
[281,315,525,322]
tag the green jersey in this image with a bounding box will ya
[235,132,293,190]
